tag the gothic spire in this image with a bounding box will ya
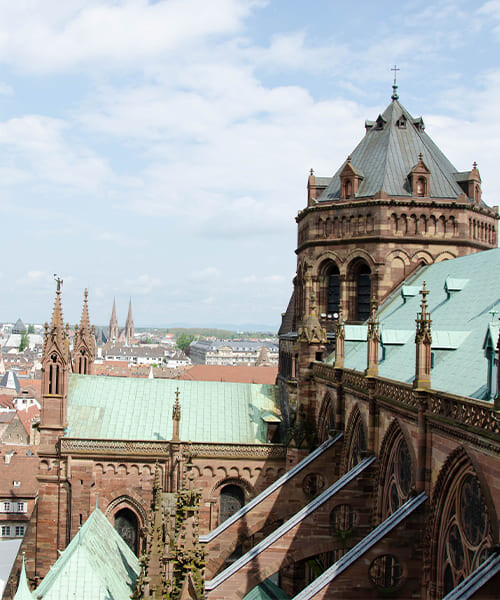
[108,298,119,342]
[79,289,91,335]
[73,289,96,375]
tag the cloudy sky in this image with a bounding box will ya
[0,0,499,330]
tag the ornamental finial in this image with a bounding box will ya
[391,64,400,100]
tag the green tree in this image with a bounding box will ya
[27,324,35,334]
[19,331,29,352]
[176,333,195,352]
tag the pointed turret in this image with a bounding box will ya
[366,297,380,377]
[108,298,119,342]
[73,289,96,375]
[413,282,432,390]
[172,388,181,442]
[124,298,135,345]
[40,276,70,445]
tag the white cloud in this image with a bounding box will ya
[0,0,261,73]
[124,274,161,295]
[0,115,113,193]
[0,82,13,96]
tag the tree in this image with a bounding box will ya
[19,331,29,352]
[176,333,195,352]
[27,324,35,334]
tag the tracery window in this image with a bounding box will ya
[439,470,492,595]
[381,435,412,519]
[346,415,366,471]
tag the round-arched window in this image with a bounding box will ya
[114,507,139,554]
[219,484,245,524]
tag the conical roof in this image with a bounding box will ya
[320,96,469,201]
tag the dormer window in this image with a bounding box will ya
[339,156,363,199]
[416,177,426,196]
[409,153,430,198]
[375,115,386,130]
[413,117,425,131]
[474,183,481,203]
[343,179,353,198]
[396,115,406,129]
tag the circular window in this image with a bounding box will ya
[368,554,403,590]
[302,473,325,498]
[330,504,357,532]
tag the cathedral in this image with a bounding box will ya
[5,87,500,600]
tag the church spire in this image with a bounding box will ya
[40,277,70,445]
[108,298,119,343]
[73,289,96,375]
[125,298,135,345]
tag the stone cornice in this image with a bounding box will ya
[60,438,286,460]
[296,236,494,255]
[312,362,500,439]
[296,199,499,223]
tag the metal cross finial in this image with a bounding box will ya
[391,65,400,100]
[391,65,400,85]
[53,274,63,293]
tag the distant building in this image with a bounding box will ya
[108,298,135,345]
[189,340,279,366]
[11,320,26,335]
[100,344,190,367]
[0,446,38,542]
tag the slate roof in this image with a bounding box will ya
[66,375,281,443]
[320,97,474,201]
[343,248,500,399]
[34,508,140,600]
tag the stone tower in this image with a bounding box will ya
[108,298,119,342]
[278,85,499,409]
[39,277,70,447]
[296,85,498,327]
[73,289,96,375]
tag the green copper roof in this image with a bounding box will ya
[67,375,280,443]
[34,508,139,600]
[14,558,33,600]
[243,579,290,600]
[344,248,500,400]
[320,97,472,201]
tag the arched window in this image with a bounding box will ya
[416,177,426,196]
[326,264,340,316]
[343,179,352,198]
[114,507,139,554]
[220,484,245,524]
[356,263,371,321]
[49,353,60,395]
[381,434,412,519]
[429,451,495,598]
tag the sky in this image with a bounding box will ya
[0,0,500,330]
